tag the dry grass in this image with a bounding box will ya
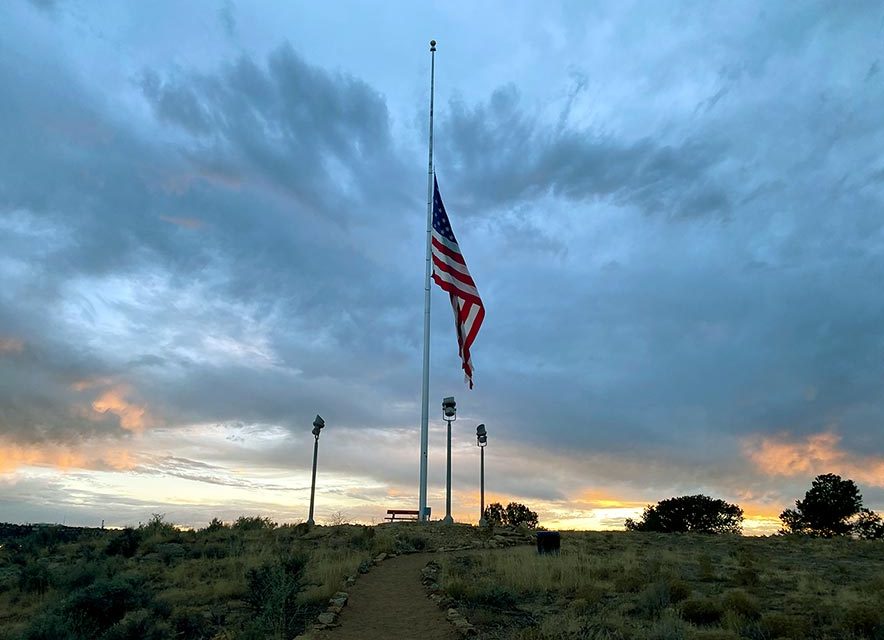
[438,531,884,640]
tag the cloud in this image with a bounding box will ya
[0,438,137,474]
[160,215,205,229]
[745,431,884,488]
[1,2,884,529]
[436,84,731,220]
[0,338,24,354]
[91,385,151,433]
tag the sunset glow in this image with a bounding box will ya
[1,2,882,535]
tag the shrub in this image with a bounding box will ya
[204,518,226,532]
[680,597,724,625]
[482,502,539,529]
[244,553,308,638]
[233,516,277,531]
[106,528,141,558]
[613,569,645,593]
[626,495,743,534]
[18,560,51,595]
[102,609,172,640]
[22,612,76,640]
[721,589,760,620]
[731,565,759,587]
[759,612,811,639]
[667,578,691,604]
[637,580,672,618]
[63,574,150,637]
[842,601,882,637]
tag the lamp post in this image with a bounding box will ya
[476,424,488,527]
[441,396,456,524]
[306,414,325,526]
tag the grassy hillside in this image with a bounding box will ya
[0,516,434,640]
[4,521,882,640]
[436,531,884,639]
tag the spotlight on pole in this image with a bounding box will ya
[477,424,488,527]
[307,414,325,526]
[441,397,456,524]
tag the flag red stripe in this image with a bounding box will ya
[432,237,467,265]
[432,256,477,288]
[432,273,483,307]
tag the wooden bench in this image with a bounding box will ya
[385,509,420,522]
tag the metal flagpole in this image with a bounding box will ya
[419,39,437,522]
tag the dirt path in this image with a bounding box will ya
[313,553,458,640]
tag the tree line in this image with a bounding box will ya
[625,473,884,538]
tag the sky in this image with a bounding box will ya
[1,1,883,535]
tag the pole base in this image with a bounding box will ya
[306,518,315,526]
[441,515,454,525]
[478,517,488,527]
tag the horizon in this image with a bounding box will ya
[1,1,883,538]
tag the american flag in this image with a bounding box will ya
[431,176,485,388]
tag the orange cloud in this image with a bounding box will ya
[91,386,151,433]
[0,441,138,474]
[0,338,24,354]
[745,431,884,487]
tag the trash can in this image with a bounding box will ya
[536,530,560,555]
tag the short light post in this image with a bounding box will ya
[441,396,456,524]
[476,424,488,527]
[306,414,325,526]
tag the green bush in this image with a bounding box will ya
[18,560,51,595]
[102,609,172,640]
[679,597,724,625]
[637,580,672,618]
[613,569,645,593]
[759,612,811,639]
[842,601,883,638]
[244,553,308,638]
[721,589,760,620]
[63,574,150,637]
[106,528,141,558]
[667,578,691,604]
[21,611,76,640]
[233,516,276,531]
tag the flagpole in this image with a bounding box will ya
[419,39,436,522]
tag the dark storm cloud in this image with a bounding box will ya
[437,84,730,219]
[0,38,423,443]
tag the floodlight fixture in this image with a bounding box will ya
[312,414,325,437]
[442,396,457,421]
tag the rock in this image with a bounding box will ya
[327,603,343,614]
[317,612,336,625]
[373,553,387,564]
[446,608,460,620]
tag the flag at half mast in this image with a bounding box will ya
[431,175,485,388]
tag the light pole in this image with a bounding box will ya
[306,414,325,526]
[476,424,487,527]
[441,396,456,524]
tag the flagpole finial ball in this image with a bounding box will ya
[430,40,436,50]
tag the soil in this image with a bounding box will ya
[313,552,457,640]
